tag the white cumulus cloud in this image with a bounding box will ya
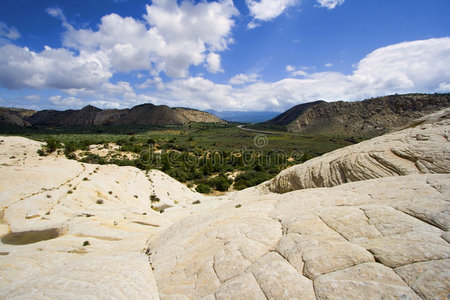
[351,37,450,97]
[0,44,111,89]
[0,0,238,92]
[246,0,299,21]
[206,52,223,73]
[63,0,238,78]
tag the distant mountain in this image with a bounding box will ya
[206,110,280,123]
[264,93,450,137]
[6,104,224,127]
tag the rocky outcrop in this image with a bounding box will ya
[266,93,450,137]
[0,108,34,127]
[1,109,449,298]
[269,108,450,193]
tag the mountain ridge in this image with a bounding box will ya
[264,93,450,137]
[1,103,224,127]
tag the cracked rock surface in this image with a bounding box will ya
[1,108,449,299]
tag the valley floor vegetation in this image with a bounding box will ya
[1,123,363,193]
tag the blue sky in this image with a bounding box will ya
[0,0,449,112]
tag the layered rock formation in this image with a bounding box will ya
[269,108,450,193]
[1,109,449,299]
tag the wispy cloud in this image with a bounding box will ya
[46,7,73,30]
[316,0,345,10]
[229,73,261,85]
[0,21,20,40]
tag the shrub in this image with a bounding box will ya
[83,241,90,246]
[195,184,211,194]
[207,175,232,192]
[234,171,274,190]
[96,199,104,204]
[44,138,61,153]
[79,153,106,165]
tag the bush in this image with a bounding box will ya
[207,175,232,192]
[79,153,106,165]
[234,171,274,190]
[195,184,211,194]
[44,137,61,153]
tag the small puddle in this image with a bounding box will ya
[1,228,64,245]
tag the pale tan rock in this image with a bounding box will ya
[0,252,160,300]
[395,259,450,300]
[250,252,315,300]
[215,273,266,300]
[1,109,450,299]
[314,262,420,300]
[276,215,374,279]
[318,206,383,243]
[213,243,252,282]
[149,203,282,298]
[0,136,211,299]
[442,231,450,243]
[361,232,450,268]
